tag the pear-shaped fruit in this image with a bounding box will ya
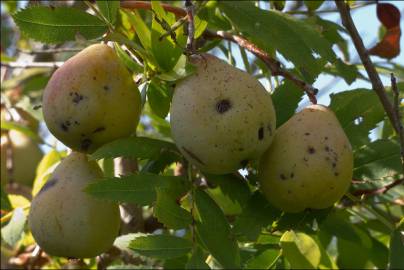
[42,44,141,152]
[1,131,43,186]
[171,54,276,174]
[29,152,120,258]
[259,104,353,213]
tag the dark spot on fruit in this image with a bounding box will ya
[93,76,96,80]
[238,147,244,151]
[287,190,292,194]
[80,133,85,137]
[332,162,336,168]
[325,146,330,152]
[60,122,69,132]
[216,99,231,114]
[334,172,339,176]
[74,121,79,125]
[280,174,287,180]
[92,127,106,133]
[308,146,315,154]
[33,105,42,110]
[290,173,294,178]
[247,103,253,109]
[303,157,309,162]
[38,178,58,195]
[240,159,248,167]
[182,147,205,165]
[258,127,264,140]
[324,136,328,140]
[103,85,110,91]
[301,184,305,188]
[297,118,302,122]
[304,132,310,136]
[81,139,92,151]
[325,157,330,161]
[330,186,335,190]
[71,92,84,104]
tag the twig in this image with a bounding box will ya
[353,178,404,197]
[335,1,400,135]
[17,48,82,54]
[185,0,195,53]
[120,1,318,103]
[1,61,63,69]
[391,73,404,173]
[204,30,318,103]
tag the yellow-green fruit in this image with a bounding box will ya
[42,44,141,152]
[171,54,276,174]
[29,152,120,258]
[1,130,43,186]
[259,104,353,213]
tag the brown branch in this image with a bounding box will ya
[119,0,318,104]
[391,73,404,173]
[335,1,400,135]
[185,0,195,53]
[204,30,318,103]
[353,178,404,197]
[1,61,63,69]
[120,1,186,17]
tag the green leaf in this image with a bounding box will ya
[124,10,152,50]
[218,1,335,77]
[140,150,182,174]
[12,6,107,44]
[280,231,321,269]
[114,43,143,73]
[234,192,281,241]
[1,188,12,211]
[194,189,240,268]
[91,137,178,160]
[1,208,27,246]
[245,249,280,269]
[304,0,325,11]
[186,247,209,269]
[147,79,172,119]
[85,174,187,206]
[97,0,119,25]
[353,139,401,180]
[389,223,404,269]
[320,210,362,243]
[329,89,385,149]
[32,150,64,196]
[129,234,192,259]
[154,189,192,230]
[204,173,251,216]
[333,59,359,85]
[272,80,304,127]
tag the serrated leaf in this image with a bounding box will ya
[1,208,26,246]
[353,139,401,180]
[234,192,282,241]
[194,189,240,268]
[329,89,385,149]
[129,234,192,259]
[389,223,404,269]
[12,6,107,44]
[272,79,304,127]
[141,150,182,174]
[280,231,321,269]
[147,79,172,119]
[186,247,209,269]
[124,10,152,50]
[154,189,192,229]
[114,43,143,73]
[97,1,119,25]
[334,58,359,85]
[218,1,335,77]
[91,137,178,160]
[245,249,280,269]
[85,174,187,205]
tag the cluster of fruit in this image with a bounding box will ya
[24,43,352,259]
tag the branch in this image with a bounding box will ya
[185,0,195,53]
[335,1,400,135]
[391,73,404,173]
[353,178,404,197]
[119,1,318,103]
[1,61,63,69]
[204,30,318,103]
[17,47,83,54]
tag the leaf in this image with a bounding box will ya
[91,136,178,160]
[320,211,362,243]
[218,1,335,77]
[1,188,12,211]
[234,192,281,241]
[114,43,143,73]
[12,6,107,44]
[376,3,401,29]
[304,0,325,11]
[333,59,359,85]
[97,1,119,25]
[1,208,27,246]
[140,150,182,174]
[353,139,401,180]
[194,189,240,268]
[389,222,404,269]
[280,231,321,269]
[369,26,401,59]
[1,121,41,143]
[186,247,209,269]
[124,10,152,50]
[271,79,304,127]
[329,89,385,149]
[244,249,280,269]
[129,234,192,259]
[32,150,64,196]
[154,189,192,230]
[147,79,172,119]
[85,174,187,206]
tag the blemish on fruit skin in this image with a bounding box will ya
[81,139,92,151]
[216,99,232,114]
[307,146,316,154]
[38,178,58,195]
[103,85,110,91]
[304,132,310,136]
[60,120,71,132]
[290,172,294,178]
[258,127,264,140]
[92,127,106,133]
[334,172,339,176]
[71,92,84,104]
[280,173,287,180]
[182,147,206,165]
[325,146,330,152]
